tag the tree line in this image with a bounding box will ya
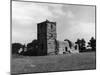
[12,39,39,56]
[75,37,96,52]
[12,37,96,56]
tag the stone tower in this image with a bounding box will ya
[37,20,56,55]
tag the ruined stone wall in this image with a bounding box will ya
[47,22,56,54]
[58,41,70,54]
[58,41,79,54]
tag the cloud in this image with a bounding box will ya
[69,21,95,34]
[67,10,74,18]
[12,1,66,43]
[12,1,54,23]
[47,4,66,17]
[12,1,66,25]
[12,1,95,44]
[57,21,95,42]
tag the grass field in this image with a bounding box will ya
[11,52,96,74]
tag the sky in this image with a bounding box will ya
[12,1,95,44]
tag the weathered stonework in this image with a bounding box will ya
[58,40,79,54]
[37,20,79,55]
[37,20,56,55]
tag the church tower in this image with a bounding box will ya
[37,20,56,55]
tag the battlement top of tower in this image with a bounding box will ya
[37,19,56,25]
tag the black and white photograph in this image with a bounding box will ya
[11,0,96,74]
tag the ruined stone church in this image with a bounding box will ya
[37,20,79,55]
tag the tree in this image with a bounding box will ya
[75,38,86,52]
[80,38,86,52]
[12,43,23,54]
[75,39,81,51]
[19,44,27,55]
[88,37,96,51]
[23,39,39,56]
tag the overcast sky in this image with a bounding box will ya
[12,1,95,44]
